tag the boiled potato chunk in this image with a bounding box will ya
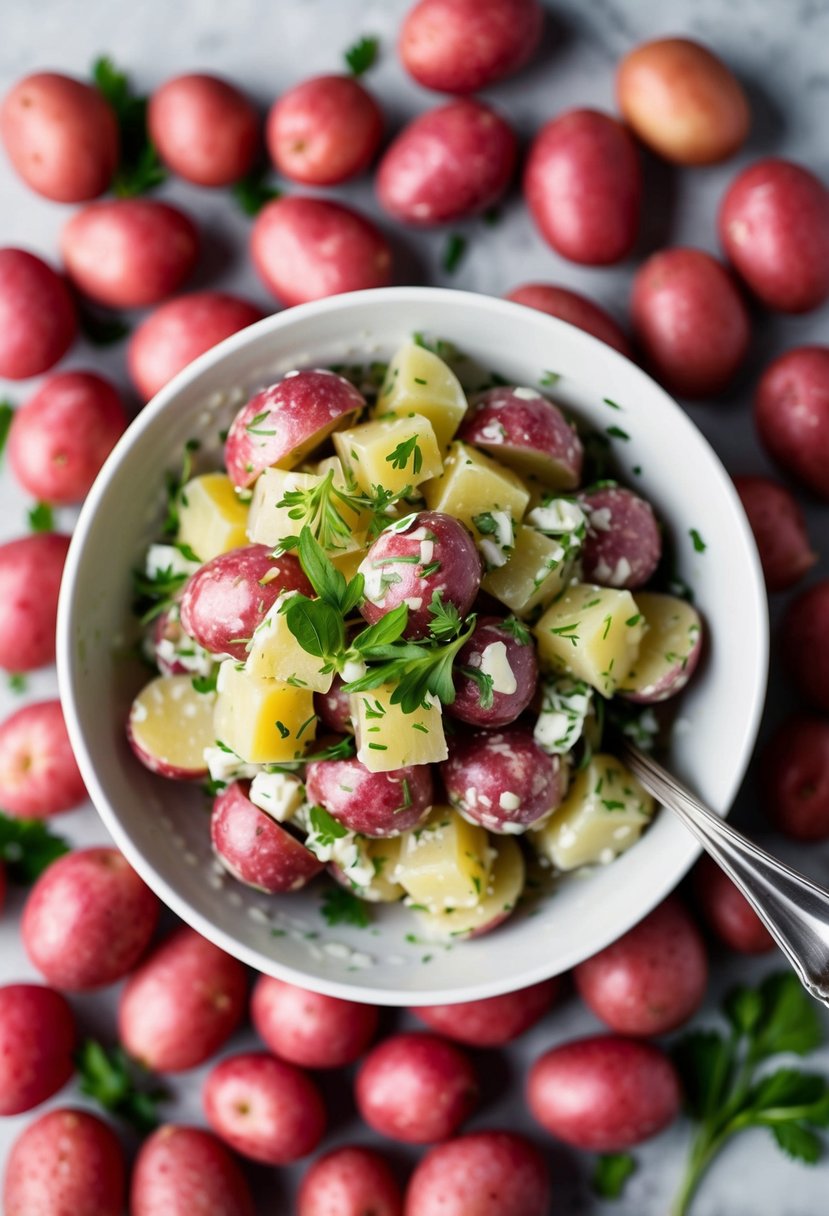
[483,525,579,616]
[245,596,333,693]
[395,807,492,911]
[423,442,529,536]
[334,414,442,494]
[352,682,448,772]
[177,473,248,561]
[331,545,369,583]
[375,340,468,449]
[531,754,654,871]
[535,583,645,697]
[128,675,216,778]
[247,465,364,555]
[213,661,316,763]
[345,837,405,903]
[413,837,525,940]
[619,592,703,702]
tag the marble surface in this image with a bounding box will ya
[1,0,828,1211]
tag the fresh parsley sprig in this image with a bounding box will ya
[132,566,188,625]
[0,400,14,460]
[321,884,371,927]
[277,474,417,552]
[92,57,166,197]
[76,1040,169,1133]
[344,35,379,76]
[0,812,70,883]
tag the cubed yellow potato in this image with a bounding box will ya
[247,464,364,555]
[374,340,468,449]
[331,545,369,583]
[344,837,405,903]
[334,415,442,495]
[245,596,333,693]
[483,525,578,616]
[213,661,316,763]
[422,442,530,537]
[352,682,448,772]
[177,473,248,561]
[531,754,654,871]
[535,583,645,697]
[395,807,493,911]
[413,837,525,939]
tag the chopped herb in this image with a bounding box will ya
[442,233,467,274]
[602,614,613,640]
[483,206,501,226]
[0,400,13,459]
[308,804,348,846]
[132,565,188,625]
[8,673,26,694]
[231,167,282,217]
[92,57,166,196]
[540,371,561,387]
[274,720,290,739]
[27,502,54,533]
[245,410,275,436]
[0,812,70,883]
[191,672,218,695]
[632,465,642,476]
[344,34,379,76]
[625,613,643,627]
[76,1039,169,1133]
[593,1153,636,1199]
[385,435,423,475]
[500,616,531,645]
[396,778,413,813]
[320,885,371,927]
[606,425,630,441]
[175,541,201,563]
[690,528,707,553]
[603,397,623,411]
[472,511,499,535]
[458,665,495,710]
[549,621,580,646]
[77,303,130,346]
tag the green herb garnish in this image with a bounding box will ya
[92,57,166,196]
[232,167,282,217]
[690,529,707,553]
[27,502,54,533]
[0,812,70,883]
[320,885,371,927]
[593,1153,636,1199]
[442,233,467,274]
[308,804,348,846]
[0,401,13,460]
[76,1039,169,1133]
[344,35,379,76]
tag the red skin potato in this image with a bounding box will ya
[305,756,433,836]
[458,385,584,489]
[22,847,159,991]
[204,1051,326,1165]
[0,533,71,672]
[0,984,75,1115]
[211,782,324,893]
[507,283,632,358]
[719,158,829,313]
[693,855,775,953]
[251,975,378,1069]
[574,896,708,1036]
[0,248,76,380]
[527,1035,681,1150]
[1,72,118,201]
[781,581,829,711]
[149,74,259,187]
[299,1145,402,1216]
[399,0,543,94]
[131,1124,254,1216]
[0,699,86,817]
[152,607,199,677]
[3,1108,125,1216]
[129,292,264,402]
[631,247,750,397]
[404,1131,550,1216]
[356,1032,478,1144]
[450,616,538,728]
[252,196,392,307]
[314,675,354,734]
[579,486,662,589]
[524,109,641,265]
[410,978,559,1047]
[762,715,829,841]
[118,925,247,1072]
[733,475,816,591]
[180,545,312,660]
[267,75,383,186]
[443,728,563,832]
[754,346,829,499]
[61,199,199,309]
[377,99,517,226]
[0,862,5,911]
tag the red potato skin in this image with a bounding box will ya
[693,855,775,953]
[782,581,829,711]
[298,1145,402,1216]
[0,984,75,1115]
[267,75,383,186]
[0,248,76,380]
[149,74,259,187]
[524,109,641,265]
[305,757,433,836]
[443,728,563,831]
[631,247,750,397]
[251,196,392,307]
[3,1108,125,1216]
[399,0,543,94]
[314,675,354,734]
[404,1131,551,1216]
[130,1124,254,1216]
[459,385,584,488]
[211,782,324,893]
[118,926,247,1072]
[377,99,517,226]
[0,699,86,817]
[507,283,632,358]
[580,486,662,589]
[251,975,378,1069]
[733,475,816,591]
[762,715,829,840]
[1,72,118,201]
[411,978,560,1047]
[0,533,70,672]
[719,158,829,313]
[754,346,829,499]
[528,1035,681,1150]
[450,616,538,728]
[356,1032,478,1144]
[61,199,199,309]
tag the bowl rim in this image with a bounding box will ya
[57,286,769,1004]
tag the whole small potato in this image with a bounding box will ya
[399,0,543,93]
[3,1108,125,1216]
[754,346,829,498]
[149,73,259,186]
[251,975,378,1069]
[405,1131,550,1216]
[306,756,433,836]
[0,533,70,671]
[631,247,749,397]
[131,1124,254,1216]
[298,1145,402,1216]
[410,978,560,1047]
[356,1032,478,1143]
[1,71,118,201]
[763,714,829,840]
[781,580,829,711]
[507,283,632,357]
[251,196,392,306]
[0,248,76,379]
[0,984,75,1114]
[693,856,775,954]
[617,38,749,165]
[524,109,641,265]
[61,198,199,309]
[267,75,383,185]
[0,699,86,817]
[719,158,829,313]
[733,475,816,591]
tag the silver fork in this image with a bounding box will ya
[617,738,829,1008]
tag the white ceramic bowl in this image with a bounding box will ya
[58,287,768,1005]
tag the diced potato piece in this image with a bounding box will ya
[247,465,364,555]
[245,596,333,693]
[344,837,405,903]
[413,837,525,940]
[531,754,654,871]
[213,661,316,763]
[334,415,442,495]
[483,525,578,616]
[177,473,248,561]
[331,545,369,583]
[423,442,530,538]
[535,583,645,697]
[395,807,492,911]
[375,340,468,449]
[618,592,703,702]
[352,682,448,772]
[129,675,216,778]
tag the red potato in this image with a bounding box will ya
[0,248,76,379]
[204,1051,326,1165]
[0,699,86,817]
[524,109,641,265]
[781,581,829,710]
[129,292,264,402]
[458,385,583,488]
[127,674,216,780]
[754,346,829,499]
[579,486,662,589]
[225,369,365,489]
[733,475,816,591]
[267,75,383,185]
[119,925,247,1072]
[719,158,829,313]
[211,781,323,892]
[0,984,75,1114]
[405,1131,550,1216]
[314,675,354,735]
[0,533,70,671]
[619,592,703,704]
[411,978,559,1047]
[356,1032,478,1144]
[3,1108,125,1216]
[22,847,159,991]
[251,975,378,1069]
[152,606,207,678]
[251,196,392,307]
[507,283,632,358]
[631,247,750,397]
[131,1125,254,1216]
[450,616,538,728]
[305,756,433,836]
[299,1145,402,1216]
[762,715,829,840]
[528,1035,681,1150]
[376,99,516,226]
[61,198,199,309]
[1,71,118,201]
[693,856,775,953]
[443,727,563,832]
[149,73,259,186]
[399,0,543,94]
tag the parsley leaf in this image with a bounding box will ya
[499,615,531,646]
[442,233,467,274]
[76,1039,169,1133]
[0,812,70,883]
[690,528,707,554]
[0,400,14,459]
[386,435,423,475]
[8,673,26,695]
[344,35,379,76]
[27,502,54,533]
[92,57,166,196]
[308,804,348,847]
[457,665,495,709]
[232,167,282,217]
[191,671,218,694]
[593,1153,636,1199]
[132,565,188,625]
[77,303,130,346]
[320,885,371,927]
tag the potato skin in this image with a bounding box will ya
[410,978,559,1047]
[443,727,563,831]
[693,856,775,953]
[131,1125,254,1216]
[399,0,543,94]
[314,675,354,734]
[251,975,378,1069]
[211,782,324,893]
[267,75,383,185]
[3,1108,125,1216]
[580,486,661,589]
[459,385,583,489]
[450,616,538,729]
[149,73,259,186]
[0,248,76,380]
[356,1032,478,1143]
[754,346,829,499]
[0,699,86,817]
[298,1145,402,1216]
[405,1131,550,1216]
[733,475,816,591]
[0,984,75,1115]
[763,714,829,840]
[507,283,631,357]
[305,757,433,836]
[0,533,70,671]
[781,581,829,711]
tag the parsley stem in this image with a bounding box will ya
[671,1126,731,1216]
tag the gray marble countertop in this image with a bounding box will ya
[1,0,828,1212]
